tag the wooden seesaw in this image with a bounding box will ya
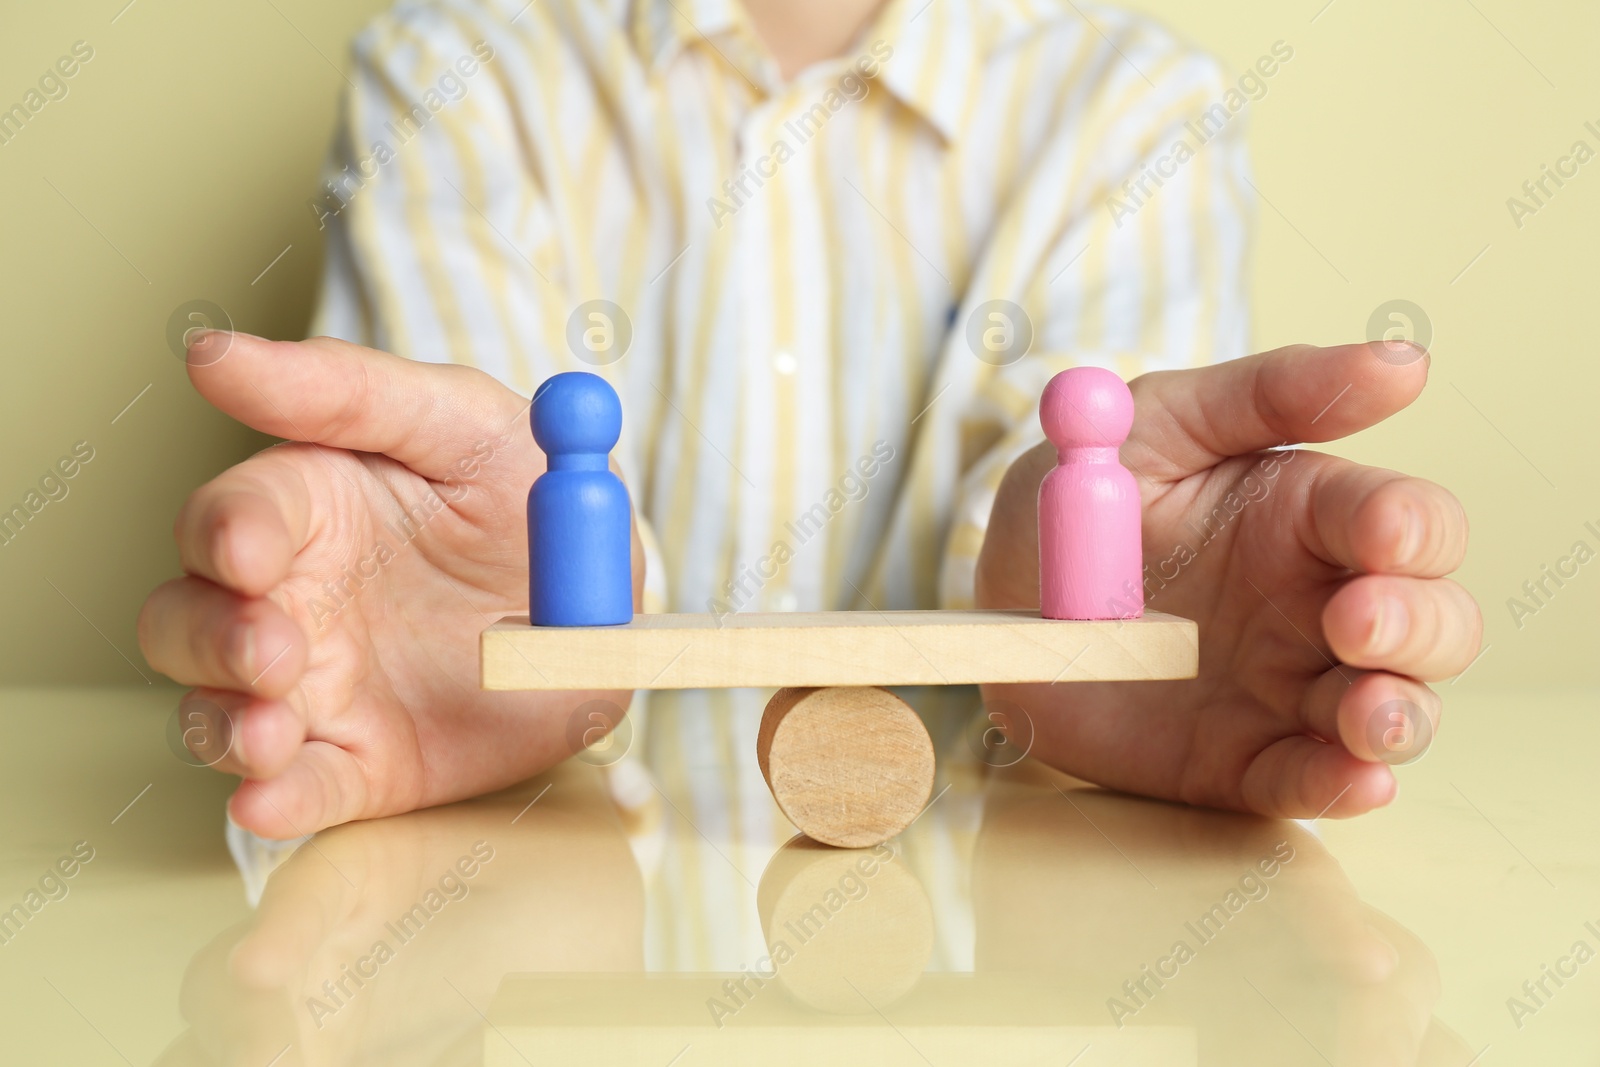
[480,369,1198,849]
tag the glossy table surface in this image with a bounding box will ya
[0,685,1594,1066]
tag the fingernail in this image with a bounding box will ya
[233,622,257,678]
[1397,505,1422,568]
[186,329,264,367]
[195,328,265,345]
[1369,596,1408,656]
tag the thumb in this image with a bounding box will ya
[185,332,530,480]
[1127,342,1430,480]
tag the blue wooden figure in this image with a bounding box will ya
[528,372,633,626]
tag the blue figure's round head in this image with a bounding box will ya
[531,372,622,456]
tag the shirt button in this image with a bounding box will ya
[773,350,797,376]
[771,588,798,612]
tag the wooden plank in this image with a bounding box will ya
[480,609,1196,691]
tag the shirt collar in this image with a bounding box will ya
[630,0,1034,144]
[631,0,756,78]
[864,0,985,143]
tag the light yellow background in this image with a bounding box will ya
[0,0,1592,690]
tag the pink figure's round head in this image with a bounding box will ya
[1039,366,1134,451]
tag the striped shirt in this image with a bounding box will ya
[310,0,1252,968]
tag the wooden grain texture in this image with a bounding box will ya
[757,687,935,850]
[481,608,1196,691]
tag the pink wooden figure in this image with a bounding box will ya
[1038,367,1144,620]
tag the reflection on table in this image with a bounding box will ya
[155,687,1477,1066]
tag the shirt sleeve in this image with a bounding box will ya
[308,8,556,382]
[307,5,671,614]
[937,39,1254,609]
